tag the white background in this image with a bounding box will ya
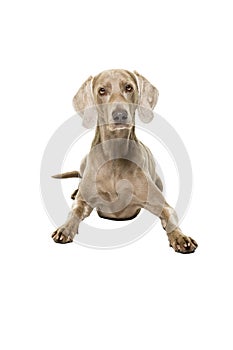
[1,1,232,349]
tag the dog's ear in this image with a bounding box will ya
[73,76,97,128]
[133,71,159,123]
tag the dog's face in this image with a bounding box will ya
[92,70,138,130]
[73,69,159,129]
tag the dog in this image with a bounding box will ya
[52,69,198,253]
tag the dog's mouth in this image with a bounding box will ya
[109,123,132,131]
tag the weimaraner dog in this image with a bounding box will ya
[52,69,198,253]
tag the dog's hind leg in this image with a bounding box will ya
[71,188,79,200]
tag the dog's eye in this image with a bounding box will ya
[98,87,106,95]
[125,84,133,92]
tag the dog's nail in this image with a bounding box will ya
[192,239,198,247]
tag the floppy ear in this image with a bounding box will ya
[73,76,97,128]
[133,71,159,123]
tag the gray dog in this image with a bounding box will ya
[52,69,198,253]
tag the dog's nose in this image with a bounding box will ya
[112,109,128,123]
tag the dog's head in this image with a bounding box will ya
[73,69,159,129]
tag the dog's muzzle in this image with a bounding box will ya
[112,109,128,124]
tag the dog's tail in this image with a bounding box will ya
[52,171,82,179]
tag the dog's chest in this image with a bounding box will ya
[95,159,145,201]
[96,160,127,200]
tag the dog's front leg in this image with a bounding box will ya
[52,194,93,244]
[144,182,198,253]
[159,202,198,253]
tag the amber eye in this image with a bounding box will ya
[98,87,106,95]
[125,84,133,92]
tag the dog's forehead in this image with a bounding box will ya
[94,69,136,86]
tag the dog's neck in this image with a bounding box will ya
[91,124,138,158]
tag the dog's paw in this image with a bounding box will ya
[51,215,80,244]
[52,228,73,244]
[168,231,198,254]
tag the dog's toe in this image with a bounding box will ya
[169,232,198,254]
[52,228,73,244]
